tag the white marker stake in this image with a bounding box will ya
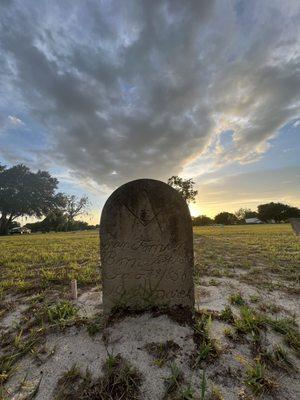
[71,279,78,300]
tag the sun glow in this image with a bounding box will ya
[188,203,202,217]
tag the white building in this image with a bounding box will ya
[245,217,262,224]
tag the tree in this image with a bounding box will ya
[167,176,198,203]
[0,164,65,234]
[41,209,68,232]
[283,206,300,220]
[25,212,92,232]
[64,195,89,228]
[235,208,258,222]
[192,215,214,226]
[34,195,90,232]
[258,202,300,223]
[26,209,68,232]
[25,195,90,232]
[214,212,238,225]
[68,220,90,231]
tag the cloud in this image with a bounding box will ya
[0,114,24,135]
[194,166,300,216]
[8,115,24,126]
[0,0,299,188]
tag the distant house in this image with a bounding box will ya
[245,217,262,224]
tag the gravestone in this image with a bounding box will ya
[100,179,194,315]
[290,218,300,236]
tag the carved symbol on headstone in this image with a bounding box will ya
[122,190,162,227]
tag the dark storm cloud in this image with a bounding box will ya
[0,0,299,187]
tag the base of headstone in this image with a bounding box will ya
[105,304,194,327]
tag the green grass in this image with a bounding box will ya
[0,231,100,298]
[194,224,300,291]
[267,316,300,355]
[86,314,104,336]
[54,364,82,400]
[245,360,278,395]
[163,362,184,397]
[144,340,180,367]
[1,225,299,300]
[163,365,208,400]
[229,293,246,306]
[46,301,78,326]
[261,344,294,370]
[0,298,83,387]
[234,306,266,336]
[0,329,42,384]
[220,306,234,323]
[191,314,220,368]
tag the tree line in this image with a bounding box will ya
[167,175,300,226]
[192,204,300,226]
[0,164,90,234]
[1,166,299,234]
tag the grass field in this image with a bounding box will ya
[0,224,300,399]
[0,230,100,299]
[0,224,299,299]
[194,224,300,293]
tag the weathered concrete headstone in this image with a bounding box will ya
[290,218,300,236]
[100,179,194,315]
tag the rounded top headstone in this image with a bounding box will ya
[100,179,194,314]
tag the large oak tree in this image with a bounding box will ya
[258,202,300,223]
[0,164,65,234]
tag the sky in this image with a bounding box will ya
[0,0,299,223]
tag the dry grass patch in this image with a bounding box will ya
[54,354,142,400]
[144,340,181,367]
